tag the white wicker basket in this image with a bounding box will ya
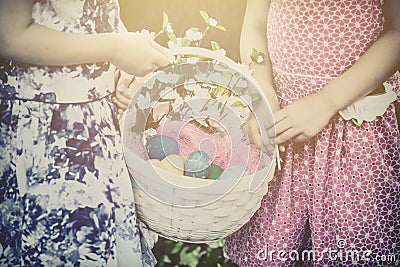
[124,147,275,243]
[122,47,276,242]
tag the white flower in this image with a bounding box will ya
[167,37,183,50]
[48,0,83,23]
[142,128,158,145]
[257,55,264,63]
[139,29,156,40]
[214,48,227,59]
[166,23,174,33]
[185,29,203,41]
[209,18,218,27]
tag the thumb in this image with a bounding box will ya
[117,71,135,92]
[122,76,145,98]
[153,52,169,68]
[149,39,168,54]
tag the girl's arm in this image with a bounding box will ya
[319,0,400,113]
[113,19,146,114]
[242,0,281,148]
[270,0,400,144]
[241,0,280,112]
[0,0,168,76]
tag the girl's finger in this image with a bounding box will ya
[275,128,301,144]
[153,53,169,68]
[249,124,262,148]
[116,92,131,106]
[292,134,308,143]
[121,77,144,99]
[113,98,128,110]
[269,117,293,137]
[117,71,135,92]
[148,42,169,68]
[114,69,121,88]
[268,110,286,130]
[279,144,286,152]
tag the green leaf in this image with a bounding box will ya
[200,10,210,24]
[162,12,169,29]
[351,118,363,127]
[179,246,201,267]
[257,52,265,63]
[251,93,261,102]
[181,37,191,47]
[231,100,246,108]
[170,242,183,254]
[222,71,232,83]
[162,255,172,263]
[167,32,177,44]
[207,241,221,249]
[215,25,227,31]
[210,41,221,51]
[187,27,199,33]
[204,247,222,266]
[250,48,259,62]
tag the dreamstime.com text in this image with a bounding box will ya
[255,239,399,264]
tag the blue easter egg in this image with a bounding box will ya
[184,150,211,178]
[146,135,179,160]
[218,166,249,180]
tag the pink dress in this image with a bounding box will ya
[225,1,400,266]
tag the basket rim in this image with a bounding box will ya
[125,145,275,188]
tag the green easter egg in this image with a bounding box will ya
[207,164,224,180]
[219,166,249,180]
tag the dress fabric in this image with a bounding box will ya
[225,0,400,266]
[0,1,156,266]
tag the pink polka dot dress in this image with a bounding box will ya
[225,0,400,266]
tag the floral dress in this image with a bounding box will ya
[0,1,156,266]
[225,0,400,266]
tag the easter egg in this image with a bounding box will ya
[146,135,179,160]
[158,154,185,175]
[218,166,249,180]
[184,150,211,178]
[207,164,224,180]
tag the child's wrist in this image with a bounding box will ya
[317,89,342,116]
[104,32,121,63]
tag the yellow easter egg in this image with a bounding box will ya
[158,154,185,175]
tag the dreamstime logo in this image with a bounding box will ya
[255,239,399,264]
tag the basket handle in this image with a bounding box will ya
[166,46,239,68]
[167,46,282,190]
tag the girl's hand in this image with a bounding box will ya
[112,71,144,114]
[245,100,284,153]
[268,92,336,144]
[246,112,263,148]
[111,32,168,76]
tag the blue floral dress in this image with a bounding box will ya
[0,0,156,266]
